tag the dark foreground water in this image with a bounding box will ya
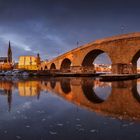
[0,77,140,140]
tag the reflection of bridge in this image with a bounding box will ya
[41,33,140,74]
[41,78,140,121]
[1,78,140,121]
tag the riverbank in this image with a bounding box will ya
[1,70,140,81]
[100,74,140,81]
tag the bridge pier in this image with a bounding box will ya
[132,62,137,74]
[112,63,134,74]
[70,66,95,73]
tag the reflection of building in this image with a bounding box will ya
[18,54,40,70]
[0,82,13,91]
[0,41,13,70]
[0,81,13,112]
[0,80,42,112]
[18,81,41,97]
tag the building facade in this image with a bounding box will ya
[18,54,41,70]
[0,41,13,70]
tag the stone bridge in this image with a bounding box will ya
[41,32,140,74]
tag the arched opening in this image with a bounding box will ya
[60,78,71,94]
[50,63,56,70]
[82,49,112,73]
[131,50,140,73]
[50,79,56,89]
[132,79,140,103]
[60,58,71,72]
[45,66,48,70]
[82,79,105,103]
[93,81,111,101]
[44,81,47,86]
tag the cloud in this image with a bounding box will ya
[0,33,31,51]
[0,0,140,64]
[45,34,71,50]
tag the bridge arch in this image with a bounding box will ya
[50,63,56,70]
[60,58,72,71]
[50,79,56,89]
[82,49,112,66]
[60,78,71,94]
[44,66,48,70]
[82,80,106,103]
[131,50,140,73]
[132,80,140,103]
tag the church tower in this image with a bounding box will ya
[36,53,41,65]
[7,41,12,63]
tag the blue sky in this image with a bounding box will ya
[0,0,140,64]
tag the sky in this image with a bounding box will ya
[0,0,140,64]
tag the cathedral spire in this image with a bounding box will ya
[8,41,12,63]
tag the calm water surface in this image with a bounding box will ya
[0,77,140,140]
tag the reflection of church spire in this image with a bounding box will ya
[7,90,12,112]
[36,87,41,100]
[8,41,12,63]
[37,91,40,100]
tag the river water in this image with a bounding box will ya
[0,77,140,140]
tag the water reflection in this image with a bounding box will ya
[132,79,140,103]
[0,81,13,112]
[60,78,71,94]
[82,79,105,103]
[50,78,56,89]
[18,81,41,97]
[93,81,112,100]
[1,77,140,121]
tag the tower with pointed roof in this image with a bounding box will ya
[7,41,12,63]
